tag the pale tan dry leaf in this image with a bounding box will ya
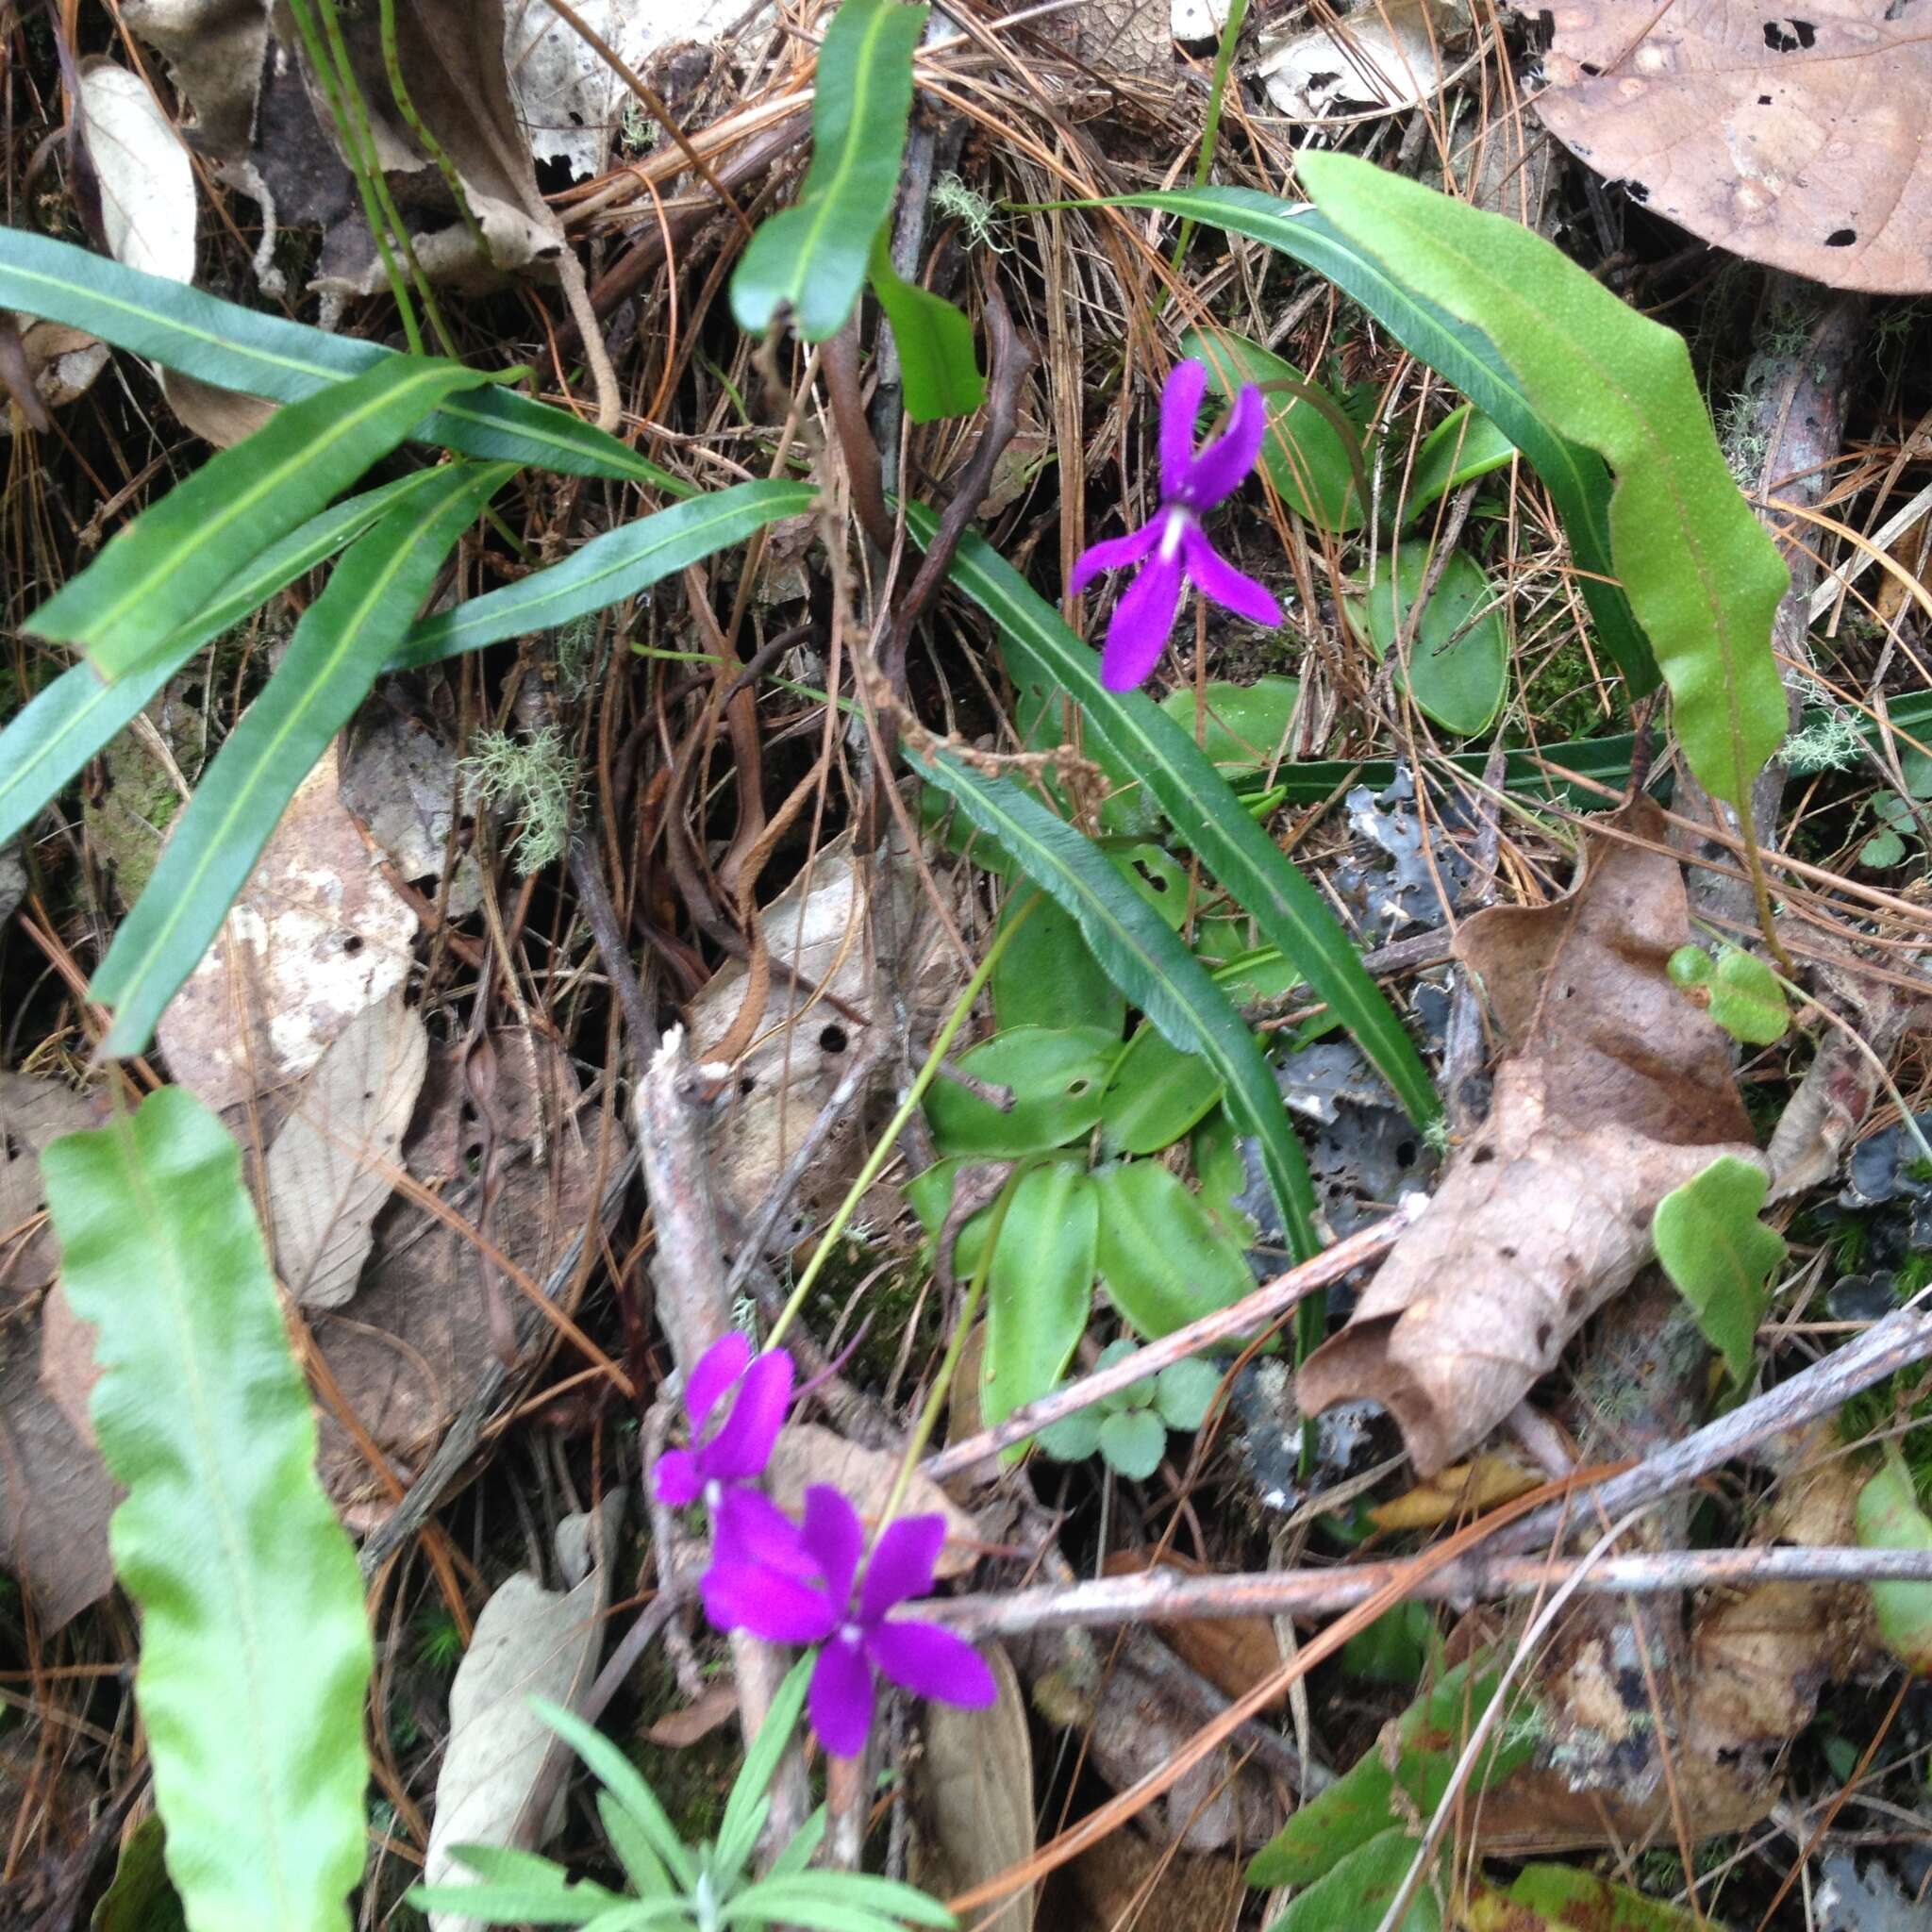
[340,706,485,919]
[425,1495,624,1932]
[312,1028,619,1510]
[161,375,278,448]
[38,1281,102,1446]
[643,1679,739,1748]
[910,1641,1035,1932]
[1068,1832,1245,1932]
[0,320,108,434]
[123,0,269,152]
[1297,802,1757,1476]
[1367,1453,1541,1532]
[691,827,963,1240]
[267,990,430,1310]
[1101,1550,1285,1708]
[766,1424,980,1581]
[1535,1,1932,292]
[1256,0,1460,120]
[1,1075,103,1295]
[158,748,419,1113]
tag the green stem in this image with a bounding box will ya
[874,1161,1029,1534]
[764,894,1041,1353]
[1167,0,1250,285]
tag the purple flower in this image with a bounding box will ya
[1070,358,1283,691]
[654,1332,804,1580]
[704,1485,996,1757]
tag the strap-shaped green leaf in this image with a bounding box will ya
[92,460,516,1055]
[0,470,450,850]
[394,478,819,669]
[868,232,984,423]
[908,508,1439,1131]
[29,358,505,681]
[0,226,681,491]
[909,746,1320,1259]
[41,1088,373,1932]
[1295,154,1790,808]
[1114,186,1657,696]
[730,0,927,342]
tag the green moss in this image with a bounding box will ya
[1519,627,1629,745]
[625,1645,740,1844]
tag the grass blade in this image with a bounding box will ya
[0,470,450,850]
[395,479,818,669]
[91,461,515,1055]
[730,0,927,341]
[41,1089,373,1932]
[908,507,1439,1131]
[1114,185,1657,696]
[910,747,1320,1259]
[0,226,682,491]
[28,358,505,680]
[1296,153,1789,808]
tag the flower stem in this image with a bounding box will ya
[762,893,1041,1353]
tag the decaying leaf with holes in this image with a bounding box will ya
[688,827,965,1246]
[1535,1,1932,292]
[1296,803,1761,1475]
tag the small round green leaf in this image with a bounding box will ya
[1652,1154,1784,1384]
[991,893,1125,1036]
[1861,827,1908,870]
[1855,1455,1932,1674]
[924,1025,1122,1157]
[1098,1407,1169,1480]
[1362,543,1508,738]
[1158,676,1301,779]
[1707,945,1790,1046]
[1037,1409,1104,1462]
[1154,1357,1224,1432]
[1108,844,1192,930]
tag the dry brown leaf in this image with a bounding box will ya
[425,1495,624,1930]
[266,989,429,1309]
[1101,1551,1285,1708]
[643,1680,739,1749]
[1256,0,1460,120]
[158,748,419,1114]
[765,1424,979,1581]
[1296,803,1757,1475]
[1535,1,1932,292]
[910,1641,1035,1932]
[0,1074,102,1295]
[1066,1832,1245,1932]
[311,1028,617,1510]
[1367,1453,1541,1532]
[0,320,108,434]
[691,827,963,1240]
[340,705,484,919]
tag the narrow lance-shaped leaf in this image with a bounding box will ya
[395,478,819,670]
[91,460,516,1056]
[1297,153,1789,807]
[28,358,508,681]
[1110,186,1657,695]
[0,469,452,850]
[910,745,1321,1259]
[730,0,928,342]
[908,507,1440,1131]
[0,226,684,491]
[41,1088,373,1932]
[868,230,984,423]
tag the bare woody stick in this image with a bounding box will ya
[923,1200,1423,1482]
[931,1543,1932,1641]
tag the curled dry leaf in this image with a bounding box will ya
[425,1495,625,1932]
[1256,0,1460,121]
[911,1641,1035,1932]
[691,827,964,1241]
[765,1424,979,1581]
[340,706,485,919]
[311,1027,620,1513]
[266,989,430,1309]
[1101,1550,1286,1709]
[1297,803,1760,1476]
[158,748,419,1115]
[1536,1,1932,292]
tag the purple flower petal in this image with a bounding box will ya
[867,1617,999,1709]
[714,1485,815,1579]
[860,1514,946,1622]
[1100,539,1186,691]
[685,1331,752,1434]
[1069,519,1160,596]
[1181,382,1267,510]
[705,1348,793,1481]
[1181,525,1282,629]
[1159,360,1210,502]
[800,1485,864,1609]
[701,1557,837,1644]
[653,1447,702,1508]
[809,1631,877,1758]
